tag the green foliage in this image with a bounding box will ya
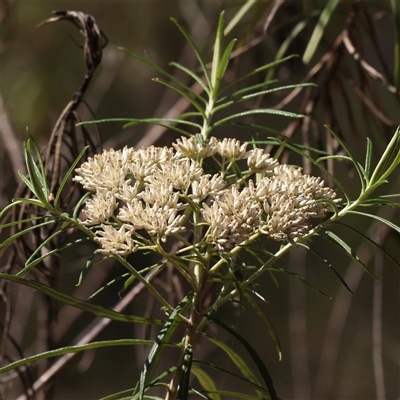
[1,9,399,400]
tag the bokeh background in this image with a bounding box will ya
[1,1,399,399]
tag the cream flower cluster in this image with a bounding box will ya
[74,136,341,255]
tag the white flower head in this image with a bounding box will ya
[128,146,174,182]
[260,165,341,241]
[118,199,186,243]
[247,148,279,174]
[74,147,132,192]
[94,224,138,255]
[82,189,118,225]
[189,174,227,202]
[138,182,186,210]
[173,136,218,158]
[148,158,203,192]
[201,185,262,251]
[115,180,139,203]
[217,138,248,161]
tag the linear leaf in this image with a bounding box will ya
[191,366,221,400]
[297,243,353,293]
[224,55,298,89]
[322,231,377,278]
[20,229,68,276]
[242,292,282,361]
[136,293,193,399]
[346,210,400,235]
[119,46,196,95]
[197,390,266,400]
[171,18,211,87]
[333,221,400,269]
[0,220,56,249]
[324,125,368,192]
[210,317,278,400]
[176,344,193,400]
[0,273,163,325]
[169,61,210,98]
[55,145,89,207]
[211,12,225,90]
[216,38,237,85]
[202,333,266,398]
[266,12,319,81]
[224,0,256,35]
[364,137,373,179]
[240,83,317,100]
[152,78,206,117]
[213,109,305,127]
[0,339,162,375]
[268,266,331,297]
[303,0,340,64]
[24,139,48,204]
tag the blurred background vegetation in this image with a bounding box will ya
[1,1,399,399]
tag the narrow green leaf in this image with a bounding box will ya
[225,55,298,89]
[221,80,279,101]
[297,243,353,293]
[137,293,193,399]
[369,126,400,185]
[119,46,200,97]
[303,0,340,64]
[169,61,210,98]
[189,388,213,400]
[268,266,331,297]
[242,293,282,360]
[346,210,400,235]
[211,12,225,90]
[193,360,267,394]
[171,18,211,87]
[26,129,47,186]
[117,274,137,297]
[224,0,256,35]
[322,231,377,278]
[76,250,101,288]
[216,39,237,85]
[202,333,266,398]
[123,122,192,138]
[132,367,177,400]
[0,273,163,325]
[125,118,201,130]
[0,339,159,375]
[191,366,221,400]
[100,388,137,400]
[266,12,319,81]
[196,390,265,400]
[333,221,400,269]
[152,78,206,118]
[20,229,67,276]
[0,199,28,218]
[17,170,37,196]
[55,146,89,207]
[176,344,193,400]
[364,138,373,179]
[213,109,305,128]
[23,139,49,204]
[0,220,56,249]
[325,125,368,192]
[0,215,52,228]
[240,83,317,101]
[210,318,278,400]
